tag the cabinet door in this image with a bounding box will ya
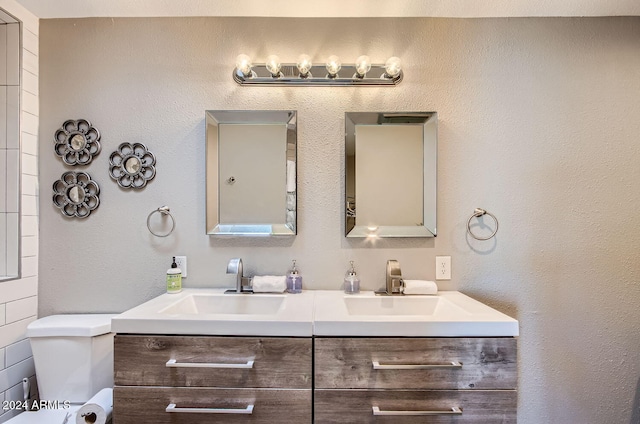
[314,389,516,424]
[315,337,517,390]
[114,386,312,424]
[115,335,312,388]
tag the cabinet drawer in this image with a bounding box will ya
[314,389,516,424]
[315,337,516,390]
[114,335,312,388]
[114,386,311,424]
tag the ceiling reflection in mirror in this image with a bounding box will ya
[206,110,297,236]
[345,112,437,238]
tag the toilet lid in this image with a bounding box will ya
[27,314,117,337]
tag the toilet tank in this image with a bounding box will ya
[26,314,116,404]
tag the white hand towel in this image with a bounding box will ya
[252,275,287,293]
[403,280,438,295]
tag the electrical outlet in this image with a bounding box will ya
[174,256,187,278]
[435,256,451,280]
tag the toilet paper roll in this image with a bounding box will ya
[76,388,113,424]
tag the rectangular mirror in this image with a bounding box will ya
[206,110,297,236]
[345,112,437,238]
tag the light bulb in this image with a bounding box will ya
[325,55,341,77]
[296,54,313,77]
[355,55,371,77]
[235,54,252,77]
[384,56,402,78]
[265,55,281,77]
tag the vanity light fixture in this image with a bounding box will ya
[233,53,402,86]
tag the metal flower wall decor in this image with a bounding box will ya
[109,142,156,189]
[54,119,101,165]
[52,171,100,218]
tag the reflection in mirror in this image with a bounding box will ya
[124,156,141,174]
[345,112,437,238]
[1,9,21,281]
[70,134,86,151]
[206,110,297,236]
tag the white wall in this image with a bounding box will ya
[38,17,640,423]
[0,0,37,422]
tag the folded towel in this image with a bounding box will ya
[403,280,438,295]
[252,275,287,293]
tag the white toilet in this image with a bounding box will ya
[6,314,116,424]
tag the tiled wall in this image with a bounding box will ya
[0,1,37,422]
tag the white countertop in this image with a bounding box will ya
[111,288,518,338]
[312,290,519,337]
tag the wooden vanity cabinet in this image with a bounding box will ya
[113,335,312,423]
[314,337,517,423]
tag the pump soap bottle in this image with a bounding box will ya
[167,257,182,294]
[286,260,302,293]
[344,261,360,294]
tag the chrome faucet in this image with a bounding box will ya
[225,258,252,294]
[375,259,404,295]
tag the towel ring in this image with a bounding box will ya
[147,206,175,237]
[467,208,499,241]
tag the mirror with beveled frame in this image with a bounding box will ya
[206,110,297,236]
[1,9,21,281]
[345,112,437,238]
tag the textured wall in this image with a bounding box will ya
[39,17,640,423]
[0,0,38,422]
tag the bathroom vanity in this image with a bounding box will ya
[111,289,518,423]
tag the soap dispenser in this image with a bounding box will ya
[286,260,302,293]
[344,261,360,294]
[166,256,182,294]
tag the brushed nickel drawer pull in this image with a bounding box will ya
[372,360,462,369]
[372,406,462,416]
[166,403,254,414]
[166,359,255,369]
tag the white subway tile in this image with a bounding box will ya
[21,50,36,77]
[0,356,35,394]
[0,304,5,326]
[20,133,36,156]
[5,24,19,86]
[21,90,37,117]
[6,87,19,149]
[5,297,36,325]
[5,150,18,212]
[20,257,36,278]
[0,86,6,149]
[20,195,36,217]
[0,277,37,304]
[0,318,34,350]
[20,216,37,237]
[21,71,37,97]
[20,174,36,197]
[20,152,36,177]
[0,25,6,85]
[22,29,38,57]
[0,348,5,369]
[20,112,37,141]
[5,339,31,367]
[20,235,36,258]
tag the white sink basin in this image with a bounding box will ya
[345,296,443,316]
[313,291,519,337]
[159,293,285,315]
[111,288,315,337]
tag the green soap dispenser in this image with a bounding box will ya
[167,257,182,294]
